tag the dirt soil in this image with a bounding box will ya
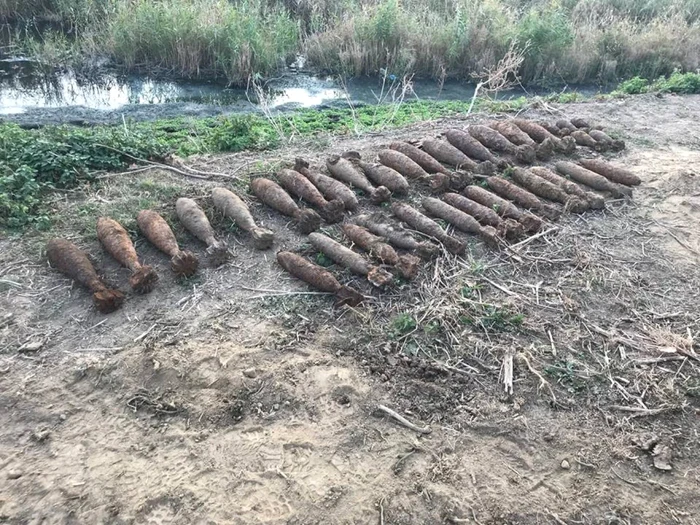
[1,94,700,524]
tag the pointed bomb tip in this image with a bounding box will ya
[129,265,159,294]
[341,151,362,161]
[170,250,199,277]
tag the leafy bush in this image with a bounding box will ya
[615,76,651,94]
[655,70,700,93]
[613,71,700,95]
[0,122,172,229]
[0,165,47,229]
[208,116,280,152]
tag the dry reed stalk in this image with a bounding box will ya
[327,155,390,203]
[46,238,125,313]
[295,158,359,211]
[211,187,274,249]
[463,186,543,233]
[277,251,364,307]
[391,202,465,254]
[175,198,230,265]
[422,197,500,247]
[97,217,158,293]
[308,232,393,287]
[137,210,199,277]
[529,167,605,209]
[277,168,345,223]
[555,162,632,198]
[578,159,640,186]
[354,215,439,259]
[251,178,321,233]
[511,168,588,213]
[342,223,420,279]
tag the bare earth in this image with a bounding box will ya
[1,94,700,524]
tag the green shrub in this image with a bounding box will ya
[615,76,651,94]
[207,116,280,152]
[0,165,47,229]
[655,70,700,93]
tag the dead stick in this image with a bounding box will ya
[518,352,556,402]
[95,144,241,180]
[377,404,432,434]
[509,227,558,250]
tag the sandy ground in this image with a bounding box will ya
[1,94,700,524]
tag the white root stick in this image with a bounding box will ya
[517,352,556,402]
[376,404,432,434]
[503,352,514,395]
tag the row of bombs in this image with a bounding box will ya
[45,118,638,313]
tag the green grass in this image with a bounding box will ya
[391,313,417,336]
[0,98,501,230]
[612,71,700,95]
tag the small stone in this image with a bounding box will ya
[560,459,571,470]
[31,429,50,443]
[242,368,257,379]
[59,414,67,421]
[7,470,22,480]
[19,341,43,353]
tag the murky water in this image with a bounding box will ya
[0,57,599,126]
